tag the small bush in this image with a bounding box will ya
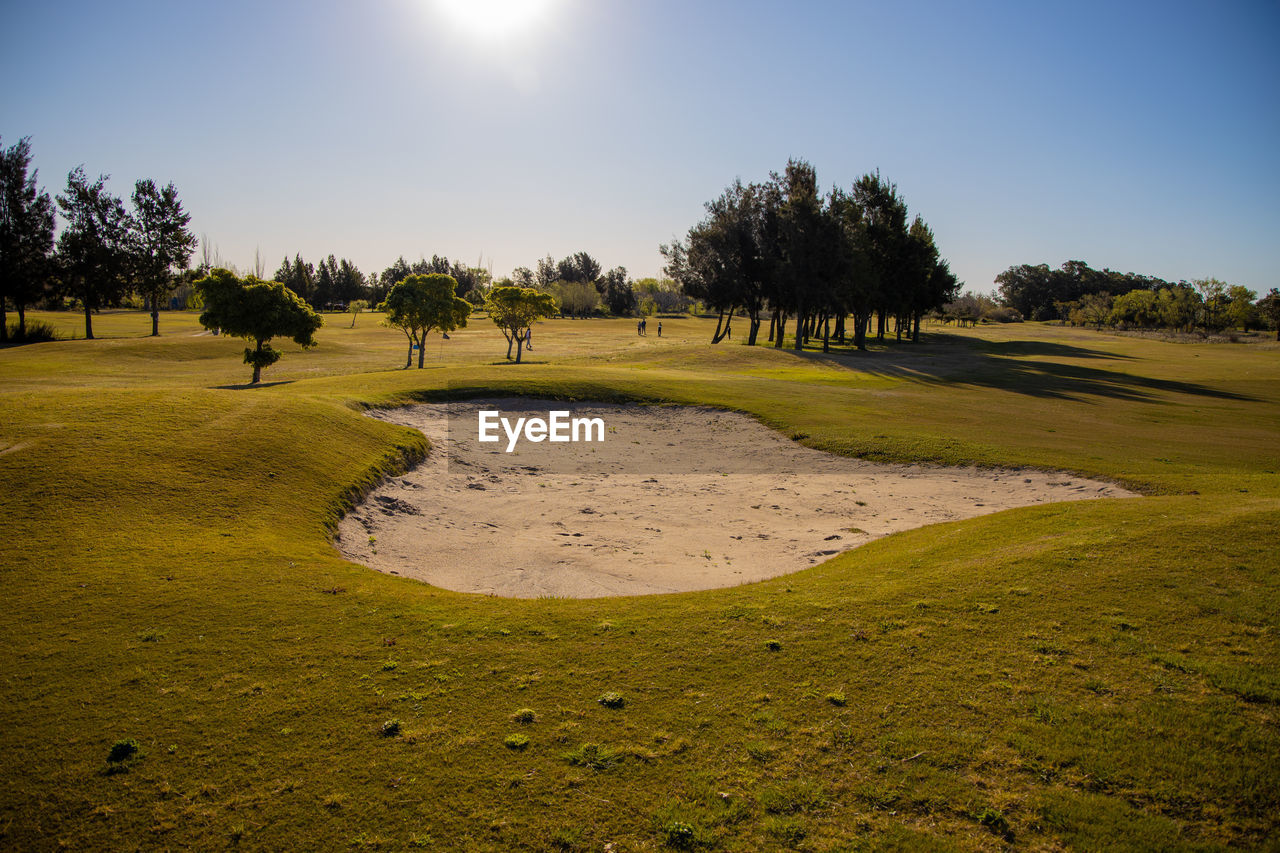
[765,640,782,652]
[826,691,847,707]
[976,806,1011,837]
[107,739,140,763]
[380,719,402,737]
[512,707,536,723]
[504,733,530,750]
[662,819,697,849]
[597,691,625,709]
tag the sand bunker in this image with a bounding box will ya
[336,400,1135,598]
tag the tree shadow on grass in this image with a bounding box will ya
[784,333,1257,404]
[213,380,295,390]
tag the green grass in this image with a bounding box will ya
[1,310,1277,850]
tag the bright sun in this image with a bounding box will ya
[433,0,558,42]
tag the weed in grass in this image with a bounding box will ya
[380,658,398,672]
[564,743,620,771]
[380,719,402,737]
[512,707,536,723]
[763,815,807,846]
[661,819,697,849]
[322,793,345,810]
[765,639,782,652]
[137,628,163,642]
[550,825,587,851]
[826,691,847,706]
[759,780,827,815]
[504,733,530,750]
[105,738,141,772]
[407,833,434,848]
[597,691,625,709]
[975,806,1012,838]
[745,741,775,763]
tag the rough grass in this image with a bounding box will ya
[0,310,1276,851]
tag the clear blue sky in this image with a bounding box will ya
[3,0,1277,294]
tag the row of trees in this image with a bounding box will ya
[379,273,555,369]
[503,251,635,317]
[996,259,1278,336]
[1059,280,1280,338]
[0,136,196,340]
[660,160,958,351]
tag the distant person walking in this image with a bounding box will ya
[525,328,532,350]
[637,319,643,336]
[657,321,662,337]
[641,318,647,336]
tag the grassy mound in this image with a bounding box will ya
[0,310,1276,850]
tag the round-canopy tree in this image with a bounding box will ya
[195,268,323,384]
[379,273,471,369]
[484,285,557,363]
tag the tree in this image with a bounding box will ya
[0,137,56,341]
[1258,289,1280,341]
[484,285,556,363]
[130,179,196,336]
[598,266,634,315]
[55,167,133,340]
[380,273,471,369]
[557,251,601,285]
[195,268,323,383]
[1193,278,1229,332]
[1225,285,1257,331]
[1109,288,1161,328]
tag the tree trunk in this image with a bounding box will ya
[768,311,776,343]
[876,310,885,341]
[0,301,7,342]
[774,315,787,348]
[506,331,514,360]
[84,304,94,340]
[404,337,413,369]
[912,313,921,342]
[515,334,525,364]
[747,312,761,346]
[151,294,160,336]
[17,304,26,338]
[822,315,830,353]
[794,307,806,351]
[711,309,732,344]
[418,333,427,368]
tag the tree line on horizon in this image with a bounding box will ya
[1,136,675,345]
[0,136,197,341]
[661,159,960,351]
[996,260,1280,337]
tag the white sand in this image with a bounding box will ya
[335,400,1136,598]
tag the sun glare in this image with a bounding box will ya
[433,0,558,42]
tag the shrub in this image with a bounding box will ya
[597,691,625,709]
[107,739,140,763]
[380,719,402,737]
[512,708,536,723]
[765,640,782,652]
[662,820,696,849]
[504,734,530,750]
[825,691,847,707]
[4,320,61,344]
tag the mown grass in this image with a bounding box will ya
[0,310,1276,850]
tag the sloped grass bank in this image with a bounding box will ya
[1,315,1277,850]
